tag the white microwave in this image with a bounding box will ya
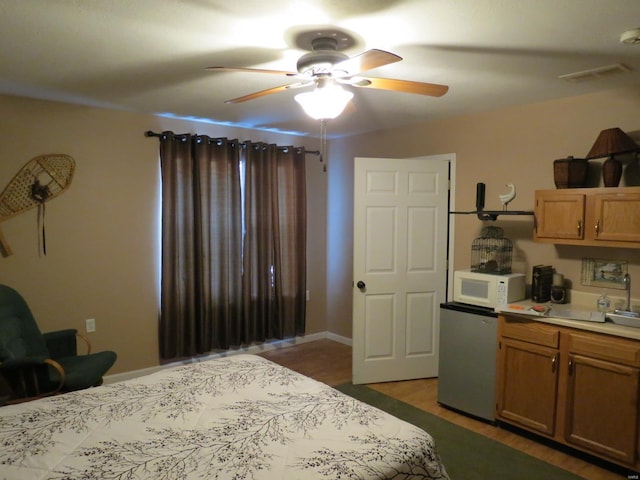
[453,269,526,308]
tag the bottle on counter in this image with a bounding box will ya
[597,290,611,312]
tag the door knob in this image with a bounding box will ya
[356,281,366,290]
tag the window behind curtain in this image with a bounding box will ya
[158,133,306,360]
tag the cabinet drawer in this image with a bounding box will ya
[501,318,559,348]
[568,332,640,367]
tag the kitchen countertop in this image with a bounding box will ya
[495,300,640,341]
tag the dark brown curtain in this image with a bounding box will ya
[242,143,307,342]
[158,132,306,360]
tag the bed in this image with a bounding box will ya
[0,354,449,479]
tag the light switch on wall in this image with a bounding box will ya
[85,318,96,333]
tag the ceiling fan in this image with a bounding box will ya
[207,35,449,118]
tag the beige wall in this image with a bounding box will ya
[328,86,640,338]
[4,85,640,373]
[0,94,325,374]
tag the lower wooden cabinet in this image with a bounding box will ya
[497,338,558,435]
[497,315,640,468]
[565,353,639,464]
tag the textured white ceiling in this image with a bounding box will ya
[1,0,639,138]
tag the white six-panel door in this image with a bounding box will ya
[352,155,450,384]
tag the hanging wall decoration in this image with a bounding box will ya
[0,154,75,257]
[581,257,628,289]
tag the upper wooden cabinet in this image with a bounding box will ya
[534,187,640,248]
[534,191,585,240]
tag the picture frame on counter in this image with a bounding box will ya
[581,258,628,289]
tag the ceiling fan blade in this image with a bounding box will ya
[224,83,307,104]
[342,99,357,116]
[332,49,401,76]
[207,66,297,76]
[353,77,449,97]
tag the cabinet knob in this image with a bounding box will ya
[568,357,574,375]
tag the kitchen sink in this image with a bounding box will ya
[606,311,640,328]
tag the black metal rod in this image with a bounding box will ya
[144,130,320,156]
[476,182,486,211]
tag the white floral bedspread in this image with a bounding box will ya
[0,354,449,479]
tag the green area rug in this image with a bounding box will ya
[336,383,587,480]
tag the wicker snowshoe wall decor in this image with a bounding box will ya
[0,154,75,257]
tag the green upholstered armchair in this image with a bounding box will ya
[0,284,117,403]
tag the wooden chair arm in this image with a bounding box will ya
[3,358,66,404]
[76,333,91,354]
[43,358,66,394]
[44,330,92,356]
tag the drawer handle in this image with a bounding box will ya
[594,219,599,236]
[578,220,582,236]
[552,354,557,373]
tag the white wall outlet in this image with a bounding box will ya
[85,318,96,333]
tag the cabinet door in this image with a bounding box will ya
[534,192,585,240]
[591,192,640,243]
[565,354,639,465]
[496,338,559,436]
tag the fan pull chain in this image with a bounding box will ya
[320,119,327,173]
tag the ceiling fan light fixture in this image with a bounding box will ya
[294,84,353,120]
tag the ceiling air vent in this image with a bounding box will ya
[558,63,631,83]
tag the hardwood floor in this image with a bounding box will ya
[260,339,629,480]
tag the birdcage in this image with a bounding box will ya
[470,226,513,274]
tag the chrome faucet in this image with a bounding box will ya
[614,273,637,316]
[611,274,639,319]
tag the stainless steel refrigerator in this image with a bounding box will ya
[438,301,498,422]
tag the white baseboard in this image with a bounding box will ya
[326,331,352,346]
[104,331,351,384]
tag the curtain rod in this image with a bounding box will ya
[144,130,320,156]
